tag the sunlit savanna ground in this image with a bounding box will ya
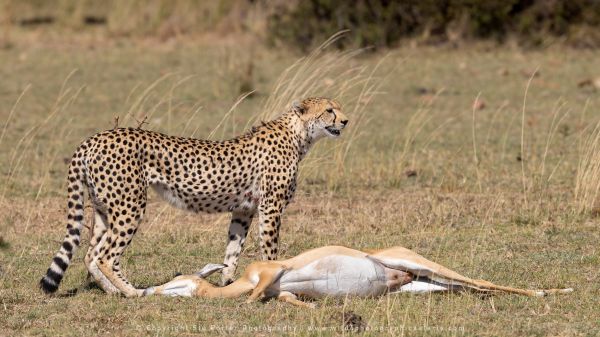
[0,32,599,336]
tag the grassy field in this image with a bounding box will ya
[0,32,599,336]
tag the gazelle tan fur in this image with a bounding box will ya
[143,246,573,308]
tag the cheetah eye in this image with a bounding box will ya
[326,108,333,113]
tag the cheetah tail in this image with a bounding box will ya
[39,160,86,294]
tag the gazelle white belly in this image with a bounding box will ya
[394,280,449,293]
[277,255,388,298]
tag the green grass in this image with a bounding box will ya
[0,31,599,336]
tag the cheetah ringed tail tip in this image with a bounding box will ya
[39,158,86,294]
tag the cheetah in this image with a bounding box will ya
[40,97,348,297]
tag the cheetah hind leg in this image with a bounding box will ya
[96,228,144,297]
[84,211,119,294]
[96,203,148,297]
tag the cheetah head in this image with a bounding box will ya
[292,97,349,140]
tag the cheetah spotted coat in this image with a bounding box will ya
[40,97,348,297]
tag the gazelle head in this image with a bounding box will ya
[143,263,227,297]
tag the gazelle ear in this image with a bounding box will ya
[292,100,306,114]
[194,263,227,278]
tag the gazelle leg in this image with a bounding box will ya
[246,265,285,303]
[277,291,315,309]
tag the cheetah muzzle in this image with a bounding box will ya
[325,125,342,137]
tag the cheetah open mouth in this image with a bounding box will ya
[325,126,341,137]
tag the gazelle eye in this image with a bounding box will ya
[326,108,333,113]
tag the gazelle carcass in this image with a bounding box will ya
[143,246,572,308]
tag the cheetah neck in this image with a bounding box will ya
[250,112,313,159]
[279,112,313,159]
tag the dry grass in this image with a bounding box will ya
[575,115,600,213]
[0,30,599,336]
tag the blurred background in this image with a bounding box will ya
[2,0,600,49]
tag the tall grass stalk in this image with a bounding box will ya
[472,92,483,193]
[1,71,83,200]
[256,32,390,189]
[574,101,600,213]
[520,68,538,210]
[389,93,438,185]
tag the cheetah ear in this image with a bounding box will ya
[292,100,306,114]
[194,263,227,278]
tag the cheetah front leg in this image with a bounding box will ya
[221,211,254,285]
[257,201,283,261]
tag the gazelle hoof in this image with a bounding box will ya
[143,287,156,296]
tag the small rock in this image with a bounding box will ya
[333,310,367,332]
[473,99,486,110]
[577,78,593,88]
[405,169,418,178]
[577,77,600,90]
[558,124,570,137]
[590,207,600,218]
[412,86,435,96]
[0,236,9,250]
